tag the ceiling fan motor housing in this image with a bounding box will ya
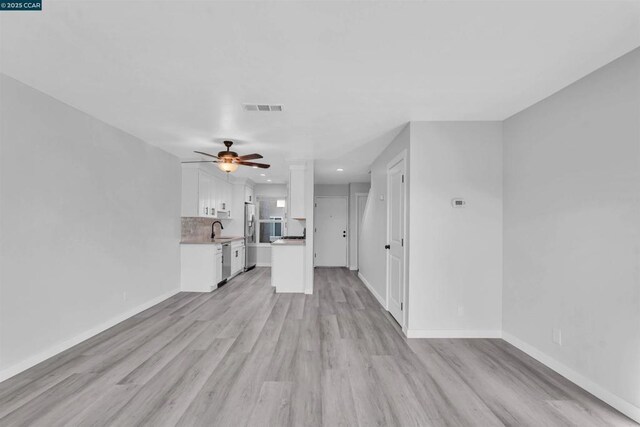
[219,140,238,159]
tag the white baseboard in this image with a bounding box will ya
[349,266,358,271]
[256,262,271,267]
[0,288,180,383]
[502,332,640,424]
[357,272,386,308]
[407,329,502,339]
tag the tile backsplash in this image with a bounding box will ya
[181,217,223,241]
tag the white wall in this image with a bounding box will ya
[503,47,640,417]
[254,184,287,198]
[349,182,370,270]
[359,124,410,305]
[0,75,181,380]
[314,184,349,197]
[408,122,503,337]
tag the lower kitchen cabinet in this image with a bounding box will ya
[230,240,245,276]
[180,243,223,292]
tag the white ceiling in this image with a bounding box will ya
[2,1,639,184]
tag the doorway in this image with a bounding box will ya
[386,152,406,327]
[314,196,348,267]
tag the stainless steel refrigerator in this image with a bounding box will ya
[244,202,257,271]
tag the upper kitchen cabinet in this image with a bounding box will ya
[182,166,216,217]
[244,185,254,203]
[215,177,232,216]
[289,165,306,219]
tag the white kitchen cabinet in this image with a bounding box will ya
[200,171,216,217]
[181,244,223,291]
[289,166,306,219]
[230,240,245,276]
[271,240,305,293]
[215,177,232,216]
[215,250,223,284]
[244,186,254,203]
[181,166,216,217]
[208,175,218,218]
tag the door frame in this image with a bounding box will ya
[314,195,349,267]
[353,192,368,271]
[385,150,408,329]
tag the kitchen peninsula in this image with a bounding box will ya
[271,238,305,293]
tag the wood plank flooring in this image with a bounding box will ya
[0,267,635,426]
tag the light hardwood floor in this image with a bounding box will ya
[0,267,635,426]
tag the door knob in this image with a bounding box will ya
[384,244,390,250]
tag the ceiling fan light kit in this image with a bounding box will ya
[189,140,270,173]
[218,159,239,173]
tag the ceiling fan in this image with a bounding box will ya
[183,140,270,173]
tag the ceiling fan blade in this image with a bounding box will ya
[236,153,263,161]
[194,151,219,159]
[181,160,218,164]
[237,161,271,169]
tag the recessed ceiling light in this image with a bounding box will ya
[336,168,344,172]
[260,173,266,176]
[267,179,272,182]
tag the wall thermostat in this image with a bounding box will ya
[452,198,466,208]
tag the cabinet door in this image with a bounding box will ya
[215,253,223,284]
[240,246,245,270]
[209,178,217,217]
[245,186,254,203]
[225,182,232,211]
[231,247,240,274]
[198,171,212,217]
[215,179,227,212]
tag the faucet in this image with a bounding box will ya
[211,221,224,239]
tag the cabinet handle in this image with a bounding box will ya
[205,207,208,215]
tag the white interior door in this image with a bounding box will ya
[387,156,406,326]
[314,197,348,267]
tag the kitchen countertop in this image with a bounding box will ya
[180,236,244,245]
[271,239,306,246]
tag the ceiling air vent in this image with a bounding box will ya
[242,104,284,112]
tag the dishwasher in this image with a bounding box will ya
[221,243,232,284]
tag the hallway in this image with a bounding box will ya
[0,267,633,426]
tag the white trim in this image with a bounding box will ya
[314,195,349,267]
[502,332,640,424]
[407,329,503,339]
[349,267,358,271]
[0,288,180,383]
[357,272,386,308]
[256,262,271,267]
[385,149,408,328]
[352,192,368,270]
